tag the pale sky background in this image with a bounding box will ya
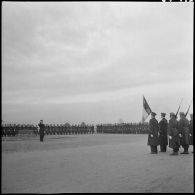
[2,2,193,125]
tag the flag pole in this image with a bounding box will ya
[185,99,193,117]
[175,98,183,118]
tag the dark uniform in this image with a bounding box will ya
[2,124,5,137]
[168,113,180,155]
[158,113,168,152]
[147,112,159,154]
[38,120,45,142]
[189,114,193,148]
[178,112,190,154]
[34,125,38,136]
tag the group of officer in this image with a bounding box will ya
[96,123,149,134]
[147,112,193,155]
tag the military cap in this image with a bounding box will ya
[179,112,185,116]
[161,113,166,117]
[151,112,156,116]
[170,112,175,116]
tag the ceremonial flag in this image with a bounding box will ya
[142,95,152,123]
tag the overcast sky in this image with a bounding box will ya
[2,2,193,125]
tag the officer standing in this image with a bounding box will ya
[178,112,190,154]
[38,120,45,142]
[2,123,5,137]
[147,112,159,154]
[189,114,193,153]
[168,112,180,155]
[158,113,168,152]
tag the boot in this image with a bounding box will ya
[160,146,164,152]
[170,151,178,155]
[150,146,157,154]
[181,148,189,154]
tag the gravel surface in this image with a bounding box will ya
[2,134,194,193]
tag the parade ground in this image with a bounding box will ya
[2,134,194,193]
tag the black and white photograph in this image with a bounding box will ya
[2,1,193,193]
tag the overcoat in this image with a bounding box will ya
[147,118,159,146]
[38,123,45,136]
[159,118,168,146]
[168,118,179,149]
[178,117,190,146]
[189,118,193,145]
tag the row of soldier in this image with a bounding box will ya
[1,122,150,137]
[148,112,193,155]
[1,124,36,136]
[1,124,95,137]
[96,123,149,134]
[40,124,95,135]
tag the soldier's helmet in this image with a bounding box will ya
[161,113,166,117]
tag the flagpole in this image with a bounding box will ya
[175,98,183,117]
[185,99,193,117]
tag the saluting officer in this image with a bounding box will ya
[168,112,180,155]
[38,120,45,142]
[147,112,159,154]
[178,112,190,154]
[158,113,168,152]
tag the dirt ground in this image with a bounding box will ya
[1,134,194,193]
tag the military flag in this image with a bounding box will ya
[142,95,152,123]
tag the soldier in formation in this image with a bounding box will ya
[189,113,193,153]
[158,113,168,152]
[168,112,180,155]
[178,112,190,154]
[147,112,159,154]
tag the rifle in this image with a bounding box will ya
[175,98,183,117]
[185,99,193,117]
